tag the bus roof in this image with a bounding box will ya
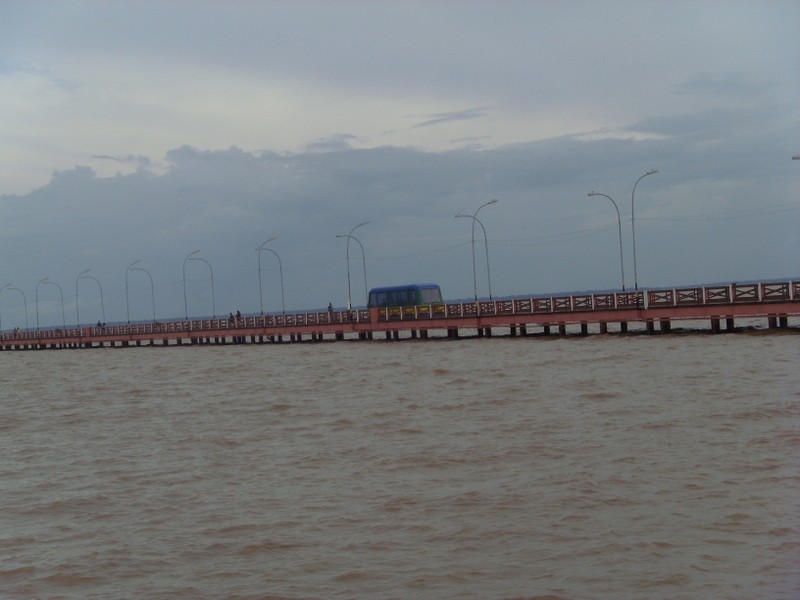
[368,283,440,293]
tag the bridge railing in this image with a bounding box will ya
[370,280,797,323]
[3,281,796,341]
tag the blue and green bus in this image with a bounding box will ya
[368,284,443,308]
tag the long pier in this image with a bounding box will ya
[1,281,798,350]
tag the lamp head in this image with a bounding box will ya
[646,169,658,175]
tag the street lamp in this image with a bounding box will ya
[337,221,369,309]
[189,256,216,318]
[42,280,66,329]
[588,192,626,291]
[125,259,140,324]
[455,198,498,301]
[354,235,368,307]
[35,277,49,329]
[792,155,800,160]
[183,250,199,319]
[75,269,90,326]
[631,169,658,291]
[4,285,28,330]
[0,283,8,330]
[79,272,105,325]
[131,265,156,322]
[257,237,286,315]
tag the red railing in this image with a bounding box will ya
[2,281,797,343]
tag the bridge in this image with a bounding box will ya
[1,280,798,351]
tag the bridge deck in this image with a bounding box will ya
[2,281,798,350]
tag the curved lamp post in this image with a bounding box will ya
[42,279,66,329]
[337,221,369,309]
[455,198,498,301]
[182,250,199,319]
[75,269,90,326]
[131,265,156,322]
[4,285,29,330]
[189,256,216,318]
[0,284,6,330]
[337,233,368,308]
[631,169,658,291]
[79,272,105,325]
[0,283,8,330]
[125,259,140,324]
[257,237,286,315]
[588,192,626,291]
[35,277,50,329]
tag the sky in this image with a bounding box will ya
[1,0,798,328]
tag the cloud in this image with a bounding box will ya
[673,73,770,98]
[411,107,492,129]
[625,104,790,139]
[1,2,798,326]
[303,134,363,153]
[1,111,797,329]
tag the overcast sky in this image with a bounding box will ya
[1,1,798,327]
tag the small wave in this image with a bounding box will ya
[333,571,370,582]
[0,566,36,579]
[235,540,305,556]
[39,571,104,586]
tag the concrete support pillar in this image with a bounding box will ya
[580,323,588,336]
[558,323,566,335]
[599,322,608,334]
[646,320,655,334]
[726,317,735,332]
[660,319,671,333]
[711,317,721,333]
